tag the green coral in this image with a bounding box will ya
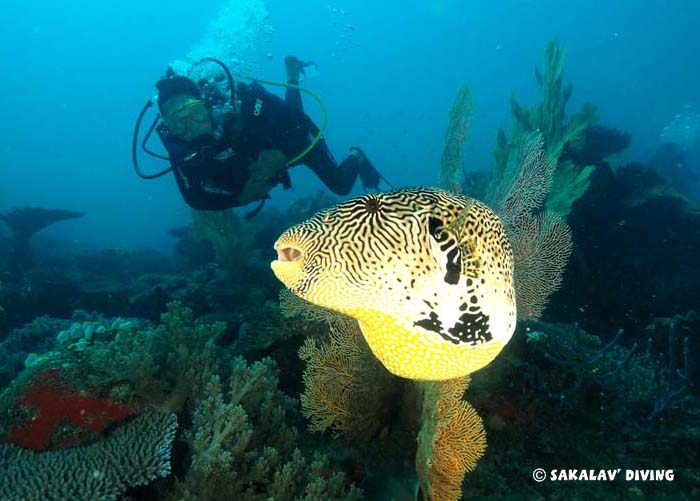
[499,40,598,218]
[82,302,221,410]
[171,356,362,500]
[0,303,218,439]
[0,411,177,501]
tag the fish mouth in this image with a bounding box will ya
[274,242,304,263]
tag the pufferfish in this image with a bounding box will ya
[271,188,516,381]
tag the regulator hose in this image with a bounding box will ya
[132,99,173,179]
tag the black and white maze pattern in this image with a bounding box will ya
[276,188,513,347]
[414,215,494,346]
[413,308,492,346]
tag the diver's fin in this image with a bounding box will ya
[285,56,317,82]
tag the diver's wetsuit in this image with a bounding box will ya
[158,82,365,210]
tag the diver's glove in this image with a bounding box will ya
[351,147,381,190]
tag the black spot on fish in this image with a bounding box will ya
[428,216,443,240]
[414,312,442,334]
[444,248,461,285]
[447,312,492,345]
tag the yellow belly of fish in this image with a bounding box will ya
[352,309,504,381]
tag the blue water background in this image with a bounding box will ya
[1,0,698,250]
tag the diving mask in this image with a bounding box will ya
[163,96,213,142]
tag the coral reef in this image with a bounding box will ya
[0,411,177,501]
[564,125,631,167]
[480,130,573,321]
[0,303,214,441]
[0,189,336,335]
[416,377,486,501]
[0,207,84,243]
[0,301,367,499]
[465,319,700,499]
[6,369,132,451]
[548,160,700,334]
[0,207,84,273]
[232,298,299,354]
[1,31,698,500]
[496,40,608,218]
[170,355,362,500]
[0,315,69,388]
[191,209,258,281]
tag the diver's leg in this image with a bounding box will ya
[284,56,304,113]
[303,139,359,196]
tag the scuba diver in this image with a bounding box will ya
[136,56,381,212]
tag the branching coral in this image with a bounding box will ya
[0,301,221,442]
[233,299,299,353]
[172,356,361,500]
[0,411,177,501]
[416,377,486,501]
[79,301,220,411]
